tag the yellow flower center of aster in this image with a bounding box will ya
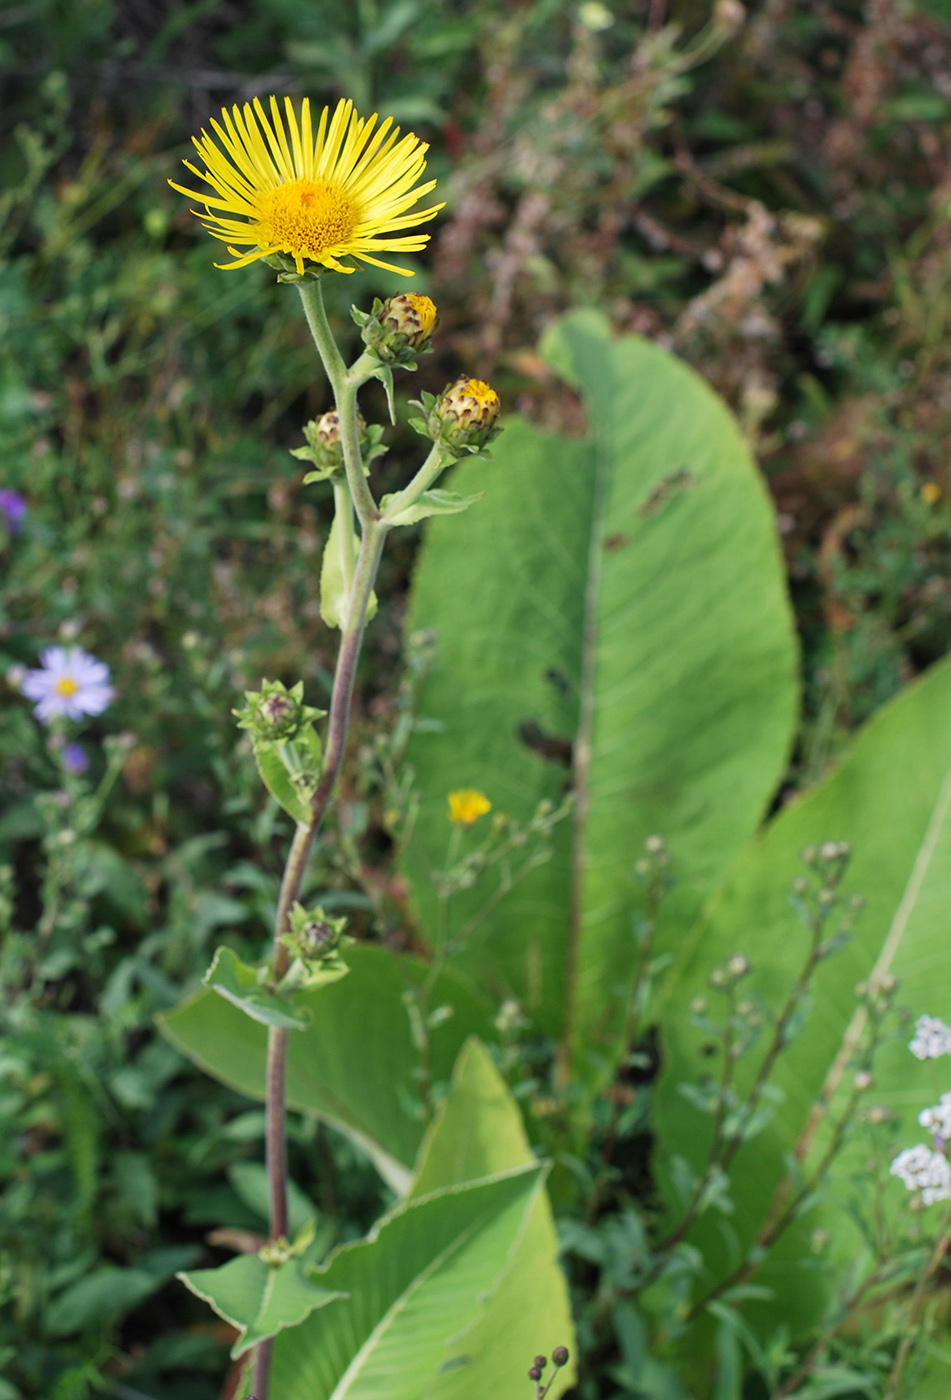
[257,178,356,257]
[406,294,437,335]
[448,789,492,825]
[55,677,79,697]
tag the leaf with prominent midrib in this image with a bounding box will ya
[410,1039,576,1400]
[270,1164,545,1400]
[402,310,797,1055]
[655,653,951,1342]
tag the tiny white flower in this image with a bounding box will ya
[919,1092,951,1140]
[890,1144,951,1204]
[909,1014,951,1061]
[21,645,114,724]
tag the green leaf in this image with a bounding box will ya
[402,309,798,1050]
[411,1039,576,1400]
[46,1267,164,1337]
[203,945,312,1029]
[179,1249,342,1358]
[45,1247,199,1336]
[158,944,494,1194]
[253,741,313,826]
[382,487,484,527]
[655,654,951,1342]
[320,514,377,628]
[271,1163,545,1400]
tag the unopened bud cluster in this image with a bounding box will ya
[709,951,753,991]
[235,679,321,744]
[355,293,438,367]
[527,1345,570,1395]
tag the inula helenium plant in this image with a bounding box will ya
[168,98,518,1400]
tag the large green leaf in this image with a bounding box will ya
[271,1164,545,1400]
[157,944,493,1193]
[655,654,951,1340]
[411,1039,576,1400]
[402,310,797,1053]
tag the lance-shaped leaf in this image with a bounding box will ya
[158,944,494,1194]
[179,1249,343,1358]
[320,513,377,628]
[270,1163,545,1400]
[203,945,347,1030]
[382,487,484,528]
[249,723,323,827]
[204,945,308,1029]
[402,309,798,1052]
[410,1039,576,1400]
[654,653,951,1345]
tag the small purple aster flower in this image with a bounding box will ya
[21,646,115,724]
[0,490,27,534]
[61,742,90,775]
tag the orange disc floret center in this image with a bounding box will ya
[256,179,356,257]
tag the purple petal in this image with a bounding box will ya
[21,670,54,700]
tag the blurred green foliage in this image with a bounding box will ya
[6,0,951,1395]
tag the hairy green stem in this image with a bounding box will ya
[381,442,444,520]
[252,291,389,1400]
[298,278,379,530]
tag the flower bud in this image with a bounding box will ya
[552,1346,570,1368]
[528,1367,542,1382]
[291,409,369,481]
[282,902,351,976]
[429,377,502,454]
[854,1070,873,1091]
[356,293,438,365]
[534,1355,547,1368]
[727,953,751,980]
[234,678,322,744]
[382,293,437,348]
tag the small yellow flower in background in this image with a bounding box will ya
[448,789,492,825]
[922,481,942,504]
[170,96,444,276]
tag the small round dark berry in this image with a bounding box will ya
[534,1356,547,1368]
[528,1367,542,1382]
[552,1346,570,1367]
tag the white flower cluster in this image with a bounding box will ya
[919,1092,951,1141]
[909,1014,951,1061]
[890,1017,951,1206]
[890,1144,951,1205]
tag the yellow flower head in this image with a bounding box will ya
[448,789,492,825]
[170,96,445,276]
[922,481,942,504]
[401,293,438,336]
